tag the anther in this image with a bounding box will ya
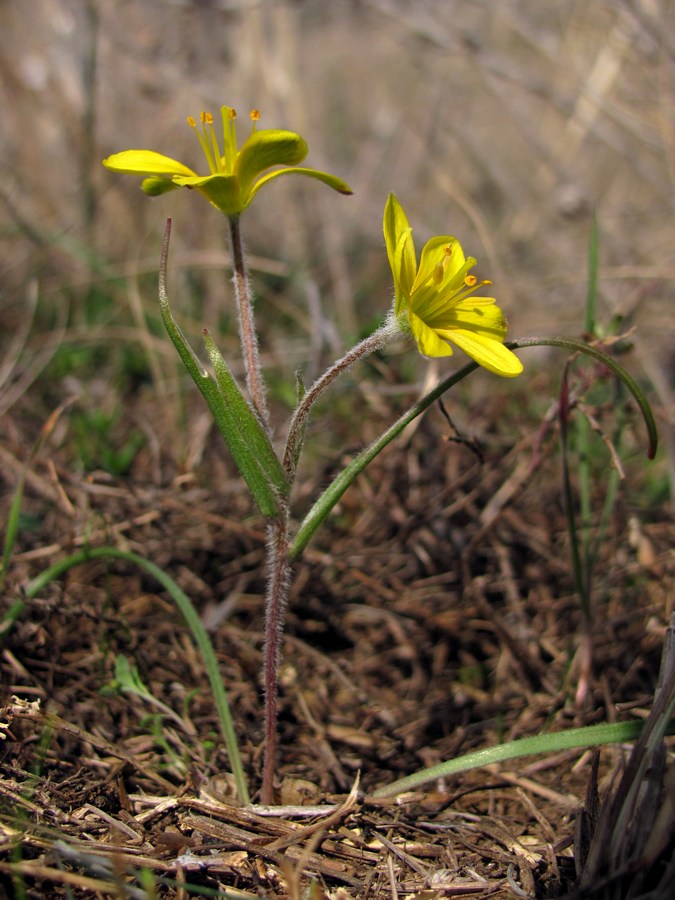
[250,109,261,121]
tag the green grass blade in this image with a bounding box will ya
[371,718,674,798]
[575,217,600,603]
[25,546,250,804]
[291,336,657,560]
[511,337,657,458]
[558,366,591,617]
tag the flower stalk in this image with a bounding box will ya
[228,214,270,428]
[261,513,291,805]
[283,316,399,479]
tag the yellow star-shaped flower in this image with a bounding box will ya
[383,194,523,377]
[103,106,352,217]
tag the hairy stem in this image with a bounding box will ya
[259,318,398,801]
[283,315,398,480]
[228,215,270,428]
[261,511,291,804]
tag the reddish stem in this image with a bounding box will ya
[260,513,291,804]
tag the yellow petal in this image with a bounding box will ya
[409,312,454,357]
[246,167,353,208]
[415,236,465,291]
[235,129,308,199]
[383,195,417,312]
[430,297,507,341]
[445,329,523,377]
[102,150,196,178]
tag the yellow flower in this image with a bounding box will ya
[383,194,523,377]
[102,106,352,217]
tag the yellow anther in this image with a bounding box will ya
[433,260,445,284]
[204,112,214,125]
[443,245,453,257]
[464,275,477,287]
[229,108,237,120]
[250,109,261,121]
[187,116,196,128]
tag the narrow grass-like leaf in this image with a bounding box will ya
[559,364,591,618]
[584,213,600,336]
[574,219,601,613]
[514,337,657,459]
[291,336,657,559]
[371,717,675,798]
[25,546,250,804]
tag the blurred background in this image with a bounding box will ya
[1,0,673,491]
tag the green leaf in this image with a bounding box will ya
[371,718,675,798]
[514,337,658,459]
[203,331,289,502]
[290,336,657,559]
[159,221,286,517]
[25,546,250,803]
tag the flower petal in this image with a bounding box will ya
[444,329,524,377]
[430,297,507,340]
[415,236,465,291]
[235,129,308,200]
[409,311,454,357]
[383,194,417,315]
[411,237,469,315]
[245,167,353,208]
[102,150,196,178]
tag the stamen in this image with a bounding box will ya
[221,106,238,173]
[190,111,217,173]
[464,275,477,287]
[204,112,221,173]
[250,109,261,121]
[433,245,454,284]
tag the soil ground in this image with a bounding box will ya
[1,364,673,898]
